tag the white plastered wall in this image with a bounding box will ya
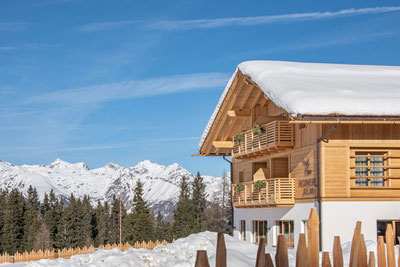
[233,202,318,248]
[320,201,400,251]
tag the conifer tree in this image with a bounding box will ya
[80,195,93,246]
[155,211,164,241]
[172,176,196,238]
[45,190,63,248]
[94,200,109,246]
[124,180,155,243]
[191,172,208,232]
[0,190,8,254]
[109,195,126,244]
[23,186,41,251]
[56,194,78,248]
[2,189,25,254]
[41,193,50,215]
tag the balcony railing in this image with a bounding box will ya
[232,178,295,208]
[232,120,294,158]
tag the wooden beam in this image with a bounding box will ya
[227,109,251,117]
[290,120,400,124]
[213,141,234,148]
[204,73,247,155]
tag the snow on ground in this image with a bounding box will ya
[1,232,398,267]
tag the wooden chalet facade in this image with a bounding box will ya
[197,61,400,250]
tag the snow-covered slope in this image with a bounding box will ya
[1,232,391,267]
[0,159,223,218]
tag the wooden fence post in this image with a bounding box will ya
[368,251,376,267]
[195,250,210,267]
[377,236,386,267]
[296,233,308,267]
[322,252,332,267]
[307,208,319,267]
[398,237,400,267]
[216,232,226,267]
[349,221,362,267]
[333,236,343,267]
[385,224,395,267]
[265,253,274,267]
[358,234,367,267]
[255,237,266,267]
[275,235,288,267]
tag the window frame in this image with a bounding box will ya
[352,151,388,187]
[240,220,246,241]
[252,220,268,244]
[275,220,294,247]
[377,220,400,245]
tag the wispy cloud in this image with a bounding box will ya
[0,43,61,52]
[78,6,400,32]
[0,46,15,51]
[0,22,26,31]
[77,20,139,32]
[26,72,230,104]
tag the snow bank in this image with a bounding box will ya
[0,232,397,266]
[199,60,400,149]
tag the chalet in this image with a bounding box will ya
[197,60,400,251]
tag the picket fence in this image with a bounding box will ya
[195,208,400,267]
[0,239,170,264]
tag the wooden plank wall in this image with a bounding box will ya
[321,146,349,198]
[294,124,321,149]
[290,147,317,201]
[321,124,400,200]
[232,121,400,202]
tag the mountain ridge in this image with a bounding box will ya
[0,159,224,219]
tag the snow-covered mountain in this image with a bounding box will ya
[0,159,224,219]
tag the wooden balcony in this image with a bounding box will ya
[232,120,294,158]
[232,178,296,208]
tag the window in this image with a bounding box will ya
[355,152,385,187]
[377,220,400,245]
[252,220,268,244]
[301,220,308,242]
[276,220,294,247]
[240,220,246,241]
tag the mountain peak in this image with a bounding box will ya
[49,158,88,170]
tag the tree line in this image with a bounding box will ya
[0,172,231,255]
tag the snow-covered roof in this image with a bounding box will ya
[199,60,400,149]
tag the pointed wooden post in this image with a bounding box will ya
[216,232,227,267]
[307,208,319,267]
[358,234,368,267]
[275,235,288,267]
[296,233,308,267]
[398,237,400,267]
[368,251,376,267]
[265,253,274,267]
[333,236,343,267]
[385,224,395,267]
[322,252,332,267]
[349,221,362,267]
[255,237,266,267]
[195,250,210,267]
[377,236,386,267]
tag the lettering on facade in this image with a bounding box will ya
[298,177,317,196]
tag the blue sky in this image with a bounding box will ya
[1,0,400,176]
